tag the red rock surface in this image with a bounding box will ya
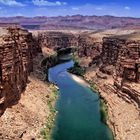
[100,35,140,108]
[0,27,40,116]
[37,31,102,67]
[102,37,140,82]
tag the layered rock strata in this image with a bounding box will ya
[0,27,40,116]
[102,37,140,82]
[100,35,140,108]
[38,32,77,50]
[37,31,102,66]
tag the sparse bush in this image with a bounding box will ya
[68,61,85,76]
[41,85,58,140]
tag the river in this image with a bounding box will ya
[49,60,113,140]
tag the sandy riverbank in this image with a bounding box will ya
[70,73,90,87]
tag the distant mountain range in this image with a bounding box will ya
[0,15,140,30]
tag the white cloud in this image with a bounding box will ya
[72,7,79,11]
[0,0,25,6]
[32,0,67,6]
[124,6,131,10]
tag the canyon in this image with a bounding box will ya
[34,29,140,140]
[0,25,140,140]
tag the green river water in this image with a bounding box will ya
[49,60,114,140]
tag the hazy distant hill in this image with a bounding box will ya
[0,15,140,30]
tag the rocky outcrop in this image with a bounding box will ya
[0,27,40,116]
[116,40,140,83]
[85,66,140,140]
[77,35,102,58]
[38,32,77,50]
[114,81,140,107]
[102,38,124,65]
[37,31,102,66]
[100,35,140,108]
[102,36,140,83]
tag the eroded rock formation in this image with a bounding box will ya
[38,32,77,50]
[37,30,140,84]
[77,35,102,58]
[100,35,140,108]
[84,33,140,140]
[37,31,102,67]
[102,37,140,82]
[0,27,40,116]
[30,30,140,110]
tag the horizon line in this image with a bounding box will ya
[0,14,140,19]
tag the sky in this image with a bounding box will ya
[0,0,139,17]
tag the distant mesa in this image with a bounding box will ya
[0,23,20,28]
[0,15,140,30]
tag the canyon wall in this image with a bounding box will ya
[37,31,102,66]
[77,35,102,58]
[38,32,77,49]
[36,30,140,84]
[0,27,41,116]
[102,37,140,83]
[35,30,140,107]
[101,36,140,107]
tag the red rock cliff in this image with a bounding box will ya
[102,36,140,83]
[37,31,102,65]
[101,35,140,107]
[0,27,40,116]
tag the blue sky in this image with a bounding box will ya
[0,0,139,17]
